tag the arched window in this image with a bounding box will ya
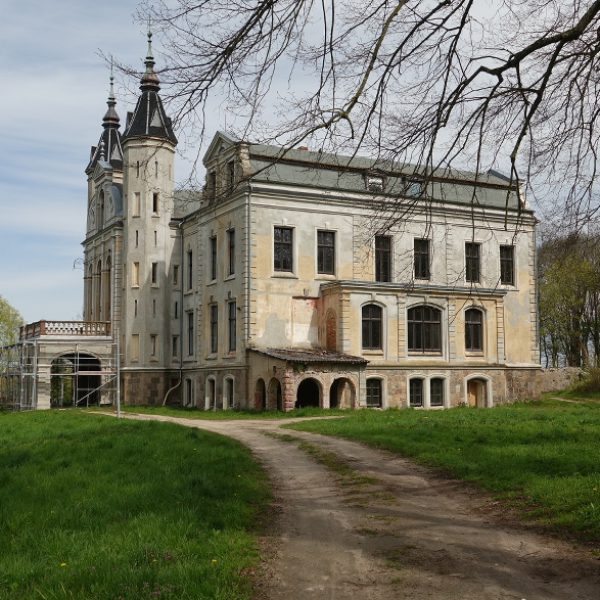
[366,379,382,408]
[407,305,441,352]
[465,308,483,351]
[430,378,445,407]
[362,304,382,350]
[409,378,424,407]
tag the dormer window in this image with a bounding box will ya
[404,179,424,197]
[366,174,385,192]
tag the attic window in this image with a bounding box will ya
[366,174,385,192]
[404,179,424,197]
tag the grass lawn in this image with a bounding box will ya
[94,405,348,420]
[287,397,600,545]
[0,411,270,600]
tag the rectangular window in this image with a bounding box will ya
[134,298,138,317]
[500,245,515,285]
[366,379,382,408]
[375,235,392,282]
[409,379,423,407]
[228,301,237,352]
[152,299,156,317]
[187,311,194,356]
[227,160,235,191]
[173,265,179,285]
[154,230,157,246]
[172,335,179,358]
[430,378,444,407]
[152,192,159,214]
[414,239,430,280]
[274,226,293,272]
[465,242,480,283]
[187,250,193,290]
[317,230,335,275]
[151,262,158,285]
[174,301,179,319]
[208,170,217,199]
[132,262,140,287]
[210,304,219,354]
[131,334,140,362]
[150,334,157,357]
[133,192,141,217]
[228,229,235,276]
[210,236,217,280]
[135,230,139,248]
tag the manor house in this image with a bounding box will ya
[12,34,541,410]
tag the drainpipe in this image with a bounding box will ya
[244,184,252,407]
[162,218,186,406]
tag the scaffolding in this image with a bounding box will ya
[0,341,37,411]
[0,326,119,411]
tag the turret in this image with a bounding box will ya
[120,30,178,402]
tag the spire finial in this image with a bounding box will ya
[147,17,152,50]
[108,56,115,103]
[102,55,120,128]
[140,18,160,91]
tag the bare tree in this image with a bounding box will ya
[142,0,600,225]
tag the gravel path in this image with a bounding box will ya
[118,413,600,600]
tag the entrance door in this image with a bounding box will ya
[467,379,486,407]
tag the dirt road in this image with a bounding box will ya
[121,414,600,599]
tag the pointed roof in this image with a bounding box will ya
[122,31,177,145]
[86,66,124,174]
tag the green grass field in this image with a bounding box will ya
[0,411,270,600]
[287,398,600,545]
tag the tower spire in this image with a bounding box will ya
[140,20,160,91]
[86,58,124,174]
[103,56,120,128]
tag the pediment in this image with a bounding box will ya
[203,131,239,165]
[92,161,113,182]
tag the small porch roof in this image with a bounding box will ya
[251,347,368,365]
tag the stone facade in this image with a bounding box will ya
[75,37,543,411]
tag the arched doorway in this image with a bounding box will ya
[467,378,488,407]
[206,377,217,410]
[255,378,266,411]
[329,378,355,409]
[267,378,283,411]
[50,353,101,408]
[224,377,234,410]
[296,378,320,409]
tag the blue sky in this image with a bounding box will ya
[0,0,197,323]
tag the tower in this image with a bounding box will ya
[83,65,124,332]
[120,31,178,403]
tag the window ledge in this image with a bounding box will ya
[205,354,218,361]
[206,280,217,286]
[363,349,384,356]
[272,273,298,279]
[183,289,194,296]
[465,351,485,357]
[224,274,236,281]
[315,274,337,281]
[408,352,444,357]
